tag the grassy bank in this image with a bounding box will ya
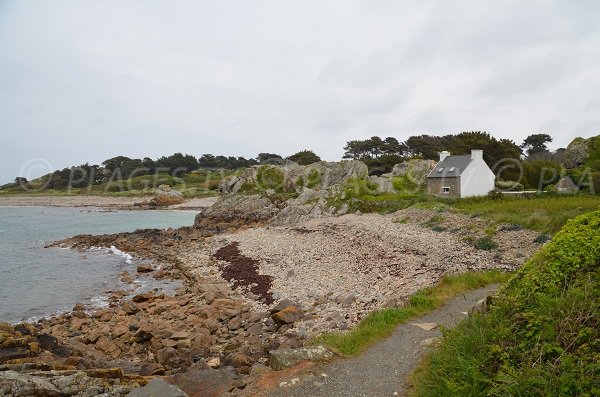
[410,210,600,397]
[411,193,598,234]
[315,270,511,356]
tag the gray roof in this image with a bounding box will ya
[427,155,472,178]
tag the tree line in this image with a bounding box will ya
[4,131,564,190]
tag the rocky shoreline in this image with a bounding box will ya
[1,161,545,396]
[0,195,217,211]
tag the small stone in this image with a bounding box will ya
[137,264,153,273]
[170,331,189,341]
[269,345,334,370]
[246,323,262,335]
[412,322,438,331]
[206,357,220,368]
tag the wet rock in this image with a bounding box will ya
[269,345,335,370]
[137,264,153,273]
[132,291,154,303]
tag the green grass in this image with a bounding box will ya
[315,270,511,356]
[446,194,600,234]
[410,210,600,397]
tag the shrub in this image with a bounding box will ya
[412,210,600,397]
[474,237,497,250]
[533,233,551,244]
[287,149,321,165]
[543,183,556,193]
[306,169,321,189]
[487,188,503,200]
[499,223,522,231]
[392,174,420,193]
[496,180,524,191]
[255,165,285,192]
[342,177,379,198]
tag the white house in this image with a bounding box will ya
[426,149,495,198]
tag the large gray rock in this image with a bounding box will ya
[268,345,335,370]
[156,184,183,198]
[218,176,242,194]
[0,370,61,397]
[367,175,394,193]
[167,366,236,397]
[194,194,278,227]
[270,187,331,225]
[564,137,591,169]
[127,379,188,397]
[392,159,436,178]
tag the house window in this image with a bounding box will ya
[442,186,450,194]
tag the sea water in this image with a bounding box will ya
[0,206,195,323]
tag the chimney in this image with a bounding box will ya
[471,149,483,160]
[439,151,450,161]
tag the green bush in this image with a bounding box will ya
[306,169,321,189]
[392,174,420,193]
[412,210,600,397]
[342,177,379,198]
[487,188,503,200]
[496,180,524,191]
[255,165,285,192]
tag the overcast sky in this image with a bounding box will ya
[1,1,599,183]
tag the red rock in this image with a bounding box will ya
[122,301,140,315]
[271,306,302,325]
[132,291,154,303]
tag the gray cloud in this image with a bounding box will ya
[1,0,599,183]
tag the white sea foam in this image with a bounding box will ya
[109,245,133,263]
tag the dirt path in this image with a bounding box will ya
[267,285,499,397]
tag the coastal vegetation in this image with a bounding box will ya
[5,131,592,194]
[410,210,600,397]
[316,270,512,356]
